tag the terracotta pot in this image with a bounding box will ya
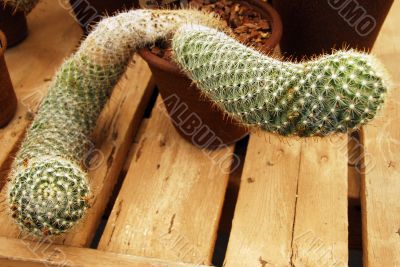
[0,5,28,47]
[139,0,282,149]
[69,0,138,34]
[0,31,17,128]
[273,0,394,60]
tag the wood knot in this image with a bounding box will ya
[247,177,255,183]
[320,155,328,162]
[159,138,167,147]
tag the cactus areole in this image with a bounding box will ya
[7,9,389,237]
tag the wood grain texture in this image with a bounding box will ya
[361,1,400,266]
[224,133,348,267]
[98,98,234,265]
[0,236,212,267]
[291,136,348,267]
[223,133,300,267]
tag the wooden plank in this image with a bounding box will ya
[224,134,348,267]
[290,137,348,267]
[98,98,234,265]
[0,53,155,246]
[223,133,300,267]
[361,1,400,266]
[0,236,212,267]
[0,0,82,187]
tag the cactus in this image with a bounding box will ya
[8,8,389,236]
[8,9,225,236]
[2,0,39,13]
[172,25,389,136]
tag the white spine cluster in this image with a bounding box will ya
[172,25,389,136]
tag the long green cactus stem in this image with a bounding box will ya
[172,25,389,136]
[8,9,225,237]
[2,0,39,13]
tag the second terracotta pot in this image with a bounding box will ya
[139,0,282,149]
[0,6,28,47]
[273,0,394,59]
[0,31,17,128]
[69,0,138,34]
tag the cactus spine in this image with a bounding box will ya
[8,9,389,237]
[172,25,389,136]
[2,0,39,12]
[8,9,224,236]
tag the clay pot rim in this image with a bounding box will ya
[0,31,7,56]
[138,0,283,77]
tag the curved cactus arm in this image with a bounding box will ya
[172,25,390,137]
[8,9,225,237]
[2,0,39,13]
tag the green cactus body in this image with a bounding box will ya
[172,25,389,136]
[2,0,39,12]
[8,10,224,236]
[8,10,389,236]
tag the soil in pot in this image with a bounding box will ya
[139,0,282,149]
[0,31,17,128]
[273,0,394,60]
[0,5,28,47]
[69,0,138,34]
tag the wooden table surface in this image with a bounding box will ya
[0,0,399,266]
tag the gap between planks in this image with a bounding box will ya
[361,1,400,265]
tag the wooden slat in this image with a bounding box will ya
[122,119,150,174]
[0,54,155,246]
[98,98,234,265]
[0,0,82,186]
[0,236,212,267]
[290,137,348,267]
[223,133,299,267]
[224,133,348,267]
[361,1,400,266]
